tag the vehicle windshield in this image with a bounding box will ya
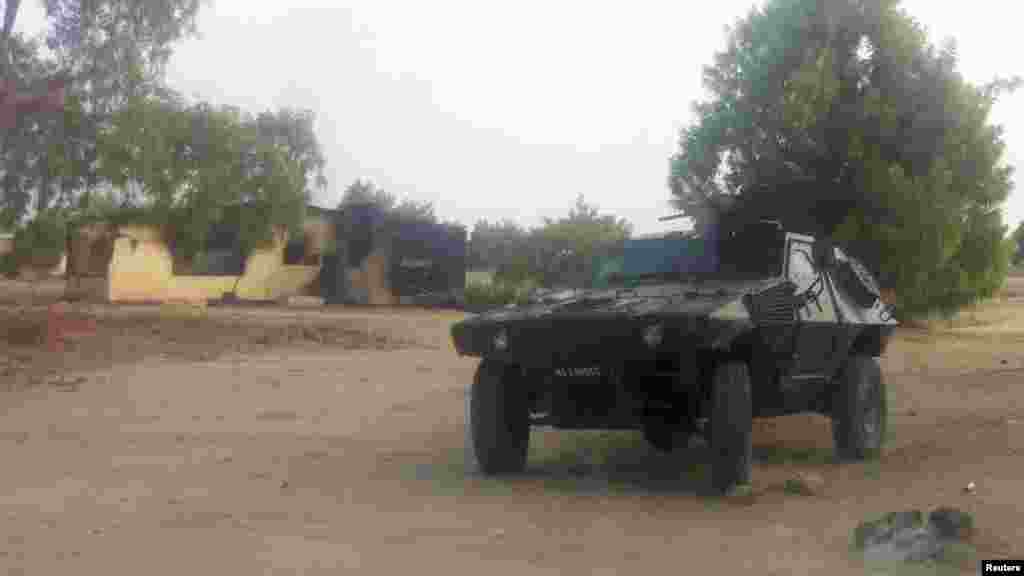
[593,220,785,287]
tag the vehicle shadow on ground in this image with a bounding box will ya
[399,429,840,501]
[391,422,856,502]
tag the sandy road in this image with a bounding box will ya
[0,299,1022,575]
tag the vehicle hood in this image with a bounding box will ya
[466,277,785,323]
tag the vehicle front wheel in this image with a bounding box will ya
[468,359,530,475]
[709,361,753,493]
[831,355,887,460]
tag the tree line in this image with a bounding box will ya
[336,179,632,291]
[3,0,1020,317]
[669,0,1020,317]
[1,0,326,274]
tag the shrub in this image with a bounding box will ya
[464,282,519,309]
[9,210,67,274]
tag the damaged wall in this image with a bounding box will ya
[66,221,322,303]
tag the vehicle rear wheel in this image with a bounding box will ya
[469,359,530,475]
[709,361,753,493]
[831,355,887,460]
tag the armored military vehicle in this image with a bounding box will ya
[450,217,897,493]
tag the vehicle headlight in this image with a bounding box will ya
[493,328,509,351]
[709,299,750,321]
[642,323,663,349]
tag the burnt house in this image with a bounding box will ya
[320,202,467,306]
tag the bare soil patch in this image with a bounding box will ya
[0,282,1021,574]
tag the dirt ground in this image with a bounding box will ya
[1,280,1022,575]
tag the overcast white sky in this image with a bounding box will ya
[15,0,1024,236]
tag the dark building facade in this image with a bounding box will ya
[320,203,467,306]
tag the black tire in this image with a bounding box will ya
[469,359,530,475]
[831,355,887,460]
[709,361,753,493]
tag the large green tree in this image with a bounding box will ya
[670,0,1019,316]
[468,218,532,281]
[468,195,632,288]
[532,194,632,287]
[337,178,437,223]
[1,0,202,224]
[96,93,327,262]
[1012,221,1024,266]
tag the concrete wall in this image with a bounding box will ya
[69,221,322,304]
[466,269,496,286]
[344,246,396,305]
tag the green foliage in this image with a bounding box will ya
[463,281,533,309]
[94,95,325,263]
[40,0,202,111]
[2,0,205,226]
[463,282,518,309]
[1012,221,1024,265]
[338,179,437,223]
[468,195,631,289]
[8,208,67,273]
[532,194,632,287]
[670,0,1019,318]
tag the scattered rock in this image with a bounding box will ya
[49,375,86,390]
[490,528,506,539]
[285,296,324,308]
[280,480,289,490]
[929,507,974,540]
[784,472,825,496]
[854,507,976,564]
[1000,359,1008,365]
[302,326,323,343]
[855,510,923,549]
[964,482,976,493]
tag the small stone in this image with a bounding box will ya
[928,507,974,540]
[1000,359,1008,365]
[964,482,976,493]
[490,528,506,538]
[280,480,289,490]
[785,472,825,496]
[908,409,918,416]
[302,326,322,343]
[855,510,923,549]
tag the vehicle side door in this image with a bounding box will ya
[785,236,839,378]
